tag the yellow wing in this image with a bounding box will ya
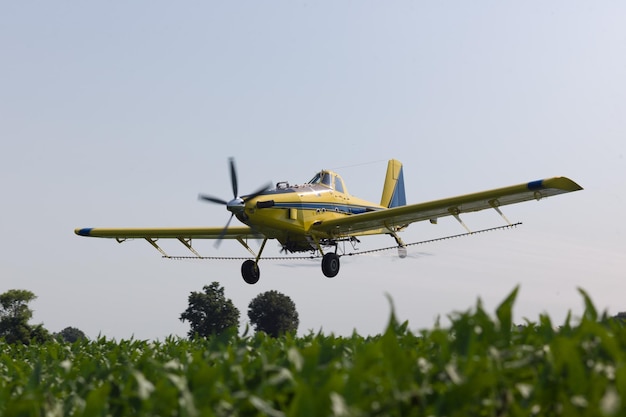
[75,226,265,257]
[75,227,263,240]
[311,177,583,237]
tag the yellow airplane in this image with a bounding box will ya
[75,158,582,284]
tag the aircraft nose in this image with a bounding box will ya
[226,198,245,214]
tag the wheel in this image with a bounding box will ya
[321,253,340,278]
[241,260,260,284]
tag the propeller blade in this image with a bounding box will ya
[199,158,272,251]
[242,182,273,201]
[229,157,238,198]
[198,194,228,205]
[214,213,234,248]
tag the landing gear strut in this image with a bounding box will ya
[241,259,260,285]
[321,253,340,278]
[239,238,267,285]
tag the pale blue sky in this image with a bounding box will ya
[1,2,625,339]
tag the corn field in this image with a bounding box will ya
[1,287,625,416]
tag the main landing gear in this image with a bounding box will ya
[321,252,340,278]
[241,259,260,284]
[237,238,343,284]
[238,238,267,285]
[240,252,341,284]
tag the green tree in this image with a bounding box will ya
[0,289,50,344]
[248,290,299,337]
[180,282,240,338]
[54,326,88,343]
[29,324,51,344]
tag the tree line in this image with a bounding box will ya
[0,289,86,344]
[180,282,299,338]
[0,283,298,344]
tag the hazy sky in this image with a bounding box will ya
[2,2,625,339]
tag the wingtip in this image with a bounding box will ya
[548,176,584,192]
[75,228,93,236]
[529,177,583,193]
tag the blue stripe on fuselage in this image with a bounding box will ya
[272,202,378,215]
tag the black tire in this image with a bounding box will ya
[241,260,260,284]
[321,253,340,278]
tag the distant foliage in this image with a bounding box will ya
[0,289,50,344]
[614,311,626,320]
[248,290,299,337]
[180,282,240,338]
[0,289,36,320]
[3,288,626,415]
[54,326,88,343]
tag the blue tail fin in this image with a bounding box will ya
[380,159,406,208]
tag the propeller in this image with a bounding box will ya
[198,157,271,247]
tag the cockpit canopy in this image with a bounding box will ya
[307,170,347,194]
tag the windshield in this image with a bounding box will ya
[307,172,332,187]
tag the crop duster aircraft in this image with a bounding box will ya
[76,158,582,284]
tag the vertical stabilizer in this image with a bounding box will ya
[380,159,406,208]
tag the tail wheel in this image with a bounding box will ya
[241,260,260,284]
[321,253,340,278]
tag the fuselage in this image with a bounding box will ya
[236,170,384,252]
